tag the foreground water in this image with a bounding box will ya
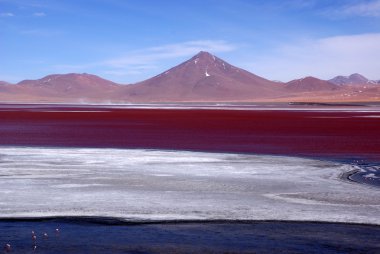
[1,219,379,254]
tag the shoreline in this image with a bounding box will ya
[0,216,380,227]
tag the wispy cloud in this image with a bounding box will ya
[103,69,150,76]
[0,0,42,7]
[0,12,14,17]
[20,29,62,37]
[99,40,236,82]
[278,0,316,10]
[33,12,46,17]
[0,0,59,10]
[245,33,380,81]
[53,40,236,80]
[103,40,236,69]
[329,0,380,17]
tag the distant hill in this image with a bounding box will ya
[329,73,378,85]
[285,76,340,92]
[17,73,119,99]
[0,81,22,95]
[0,81,10,86]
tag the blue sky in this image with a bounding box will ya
[1,0,380,83]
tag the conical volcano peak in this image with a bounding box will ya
[125,50,281,101]
[190,51,218,63]
[195,51,214,58]
[186,51,235,73]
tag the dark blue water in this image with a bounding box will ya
[0,218,379,254]
[348,162,380,187]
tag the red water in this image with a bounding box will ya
[1,108,379,160]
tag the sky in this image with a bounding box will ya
[1,0,380,84]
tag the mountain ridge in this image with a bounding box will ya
[329,73,378,85]
[0,52,379,102]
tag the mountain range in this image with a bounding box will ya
[1,51,379,103]
[329,73,379,86]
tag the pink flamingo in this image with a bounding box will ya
[55,228,60,237]
[3,243,11,252]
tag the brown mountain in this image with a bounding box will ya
[285,76,340,92]
[0,81,11,92]
[121,51,285,101]
[0,81,15,92]
[17,73,119,98]
[0,81,11,86]
[329,73,379,86]
[0,81,24,95]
